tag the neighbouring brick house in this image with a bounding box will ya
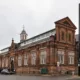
[0,17,77,74]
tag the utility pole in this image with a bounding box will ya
[78,3,80,76]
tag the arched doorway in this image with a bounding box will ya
[10,57,14,72]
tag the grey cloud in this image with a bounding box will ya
[0,0,79,49]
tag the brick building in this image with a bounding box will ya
[0,17,77,74]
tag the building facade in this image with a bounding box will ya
[0,17,77,74]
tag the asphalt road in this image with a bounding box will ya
[0,75,71,80]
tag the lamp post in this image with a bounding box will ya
[78,4,80,76]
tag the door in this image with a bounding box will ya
[10,57,14,71]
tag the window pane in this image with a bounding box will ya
[58,50,64,64]
[68,51,74,64]
[40,50,46,64]
[6,58,8,67]
[31,52,36,65]
[18,55,22,66]
[24,54,28,65]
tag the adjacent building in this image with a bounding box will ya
[0,17,77,74]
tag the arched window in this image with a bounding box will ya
[68,33,71,42]
[61,31,65,40]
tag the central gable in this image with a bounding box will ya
[55,17,76,29]
[55,17,76,45]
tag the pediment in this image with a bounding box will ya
[55,17,76,29]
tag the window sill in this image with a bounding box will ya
[39,64,48,66]
[68,64,74,65]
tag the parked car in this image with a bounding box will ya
[0,68,3,73]
[1,69,10,74]
[1,68,16,75]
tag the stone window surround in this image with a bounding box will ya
[31,51,36,65]
[68,51,74,64]
[40,49,47,65]
[24,54,28,65]
[58,49,64,64]
[18,55,22,67]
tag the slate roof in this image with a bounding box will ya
[18,37,50,50]
[19,28,56,43]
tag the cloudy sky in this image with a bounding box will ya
[0,0,79,49]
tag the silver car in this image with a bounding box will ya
[1,69,10,74]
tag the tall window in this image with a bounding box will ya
[68,33,71,42]
[0,59,1,67]
[61,31,65,40]
[5,57,8,67]
[31,52,36,65]
[2,58,4,68]
[68,52,74,64]
[58,50,64,64]
[24,54,28,65]
[18,55,22,66]
[40,50,46,64]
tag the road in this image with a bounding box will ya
[0,75,71,80]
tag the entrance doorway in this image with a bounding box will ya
[10,57,14,72]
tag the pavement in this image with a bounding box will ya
[16,73,80,80]
[66,75,80,80]
[1,73,80,80]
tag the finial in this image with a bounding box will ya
[23,25,25,30]
[12,38,14,43]
[12,38,14,41]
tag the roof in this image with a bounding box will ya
[18,37,50,50]
[1,47,9,51]
[19,28,56,44]
[55,17,76,29]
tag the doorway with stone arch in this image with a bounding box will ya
[10,57,14,72]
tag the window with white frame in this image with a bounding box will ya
[24,54,28,65]
[68,52,74,64]
[0,59,1,67]
[5,57,8,67]
[58,50,64,64]
[2,58,4,67]
[31,52,36,65]
[18,55,22,66]
[40,50,46,64]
